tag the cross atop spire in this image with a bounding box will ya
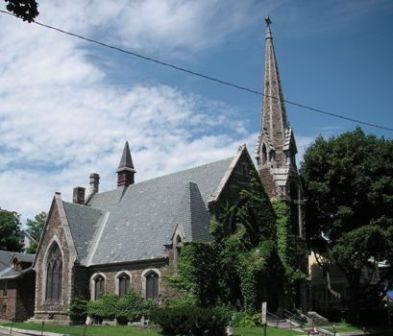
[117,141,136,187]
[265,16,272,39]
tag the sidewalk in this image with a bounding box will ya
[0,325,68,336]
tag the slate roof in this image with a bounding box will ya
[0,250,35,280]
[64,156,235,266]
[118,141,135,171]
[63,203,104,262]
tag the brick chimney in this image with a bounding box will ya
[90,173,100,195]
[73,187,85,204]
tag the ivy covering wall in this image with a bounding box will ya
[170,171,302,313]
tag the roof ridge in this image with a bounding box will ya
[91,156,234,197]
[63,200,103,213]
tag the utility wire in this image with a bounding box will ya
[1,9,392,132]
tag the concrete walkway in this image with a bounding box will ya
[0,325,67,336]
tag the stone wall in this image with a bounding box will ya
[73,258,174,302]
[33,198,76,323]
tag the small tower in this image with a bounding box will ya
[117,141,136,187]
[255,17,303,237]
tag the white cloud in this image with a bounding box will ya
[0,0,262,222]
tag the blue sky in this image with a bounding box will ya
[0,0,392,222]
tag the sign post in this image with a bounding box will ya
[261,301,267,336]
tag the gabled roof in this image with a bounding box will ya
[0,250,35,280]
[60,147,250,266]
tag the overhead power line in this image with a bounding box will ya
[1,9,392,132]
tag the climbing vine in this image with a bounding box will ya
[272,199,306,309]
[171,170,286,313]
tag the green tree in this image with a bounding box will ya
[301,128,393,322]
[4,0,39,22]
[0,208,23,251]
[25,211,47,253]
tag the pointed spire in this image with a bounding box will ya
[117,141,136,187]
[261,16,289,148]
[256,17,298,198]
[118,141,135,171]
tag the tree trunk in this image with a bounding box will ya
[347,282,360,323]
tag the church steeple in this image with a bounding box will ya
[117,141,136,187]
[255,16,298,198]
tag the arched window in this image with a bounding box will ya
[117,273,130,297]
[145,271,159,300]
[94,275,105,300]
[45,243,62,302]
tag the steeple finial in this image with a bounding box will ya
[265,16,272,26]
[117,141,136,187]
[265,16,272,39]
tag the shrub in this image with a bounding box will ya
[101,293,118,319]
[69,298,88,324]
[87,299,105,320]
[232,312,262,328]
[116,289,146,323]
[86,291,158,324]
[151,305,230,335]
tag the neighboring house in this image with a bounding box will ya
[308,253,390,313]
[308,252,348,311]
[31,144,258,324]
[0,250,35,321]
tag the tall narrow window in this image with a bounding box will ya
[118,273,130,297]
[174,236,183,272]
[262,144,267,164]
[94,275,105,300]
[45,243,62,302]
[145,271,159,300]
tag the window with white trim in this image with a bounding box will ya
[94,275,105,300]
[145,271,159,300]
[117,272,130,297]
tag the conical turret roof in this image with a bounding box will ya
[117,141,135,172]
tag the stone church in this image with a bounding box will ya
[31,18,305,323]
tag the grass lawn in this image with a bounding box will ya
[1,323,304,336]
[1,322,160,336]
[325,322,362,333]
[234,326,303,336]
